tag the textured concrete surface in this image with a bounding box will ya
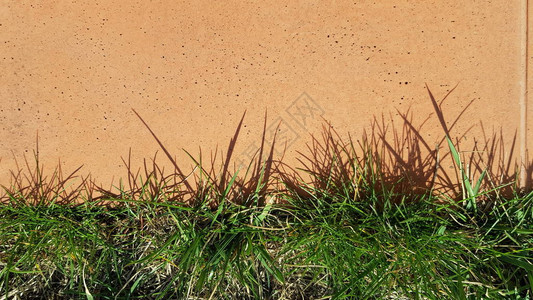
[0,1,530,189]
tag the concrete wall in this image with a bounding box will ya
[1,1,531,191]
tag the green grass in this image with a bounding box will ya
[1,170,531,299]
[1,89,532,299]
[1,138,531,299]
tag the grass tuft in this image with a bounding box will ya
[1,88,532,299]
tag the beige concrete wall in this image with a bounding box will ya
[1,1,530,191]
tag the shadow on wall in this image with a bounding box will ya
[280,85,528,203]
[1,86,530,206]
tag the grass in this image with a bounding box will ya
[0,88,532,299]
[1,168,531,299]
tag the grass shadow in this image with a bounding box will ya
[1,86,529,208]
[277,85,524,207]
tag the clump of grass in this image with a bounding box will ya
[1,88,532,299]
[1,173,531,299]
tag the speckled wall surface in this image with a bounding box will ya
[1,1,530,188]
